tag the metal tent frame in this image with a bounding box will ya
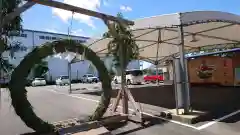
[86,11,240,114]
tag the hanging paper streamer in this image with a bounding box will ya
[65,52,76,63]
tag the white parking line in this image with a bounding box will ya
[49,89,99,103]
[47,89,240,131]
[196,109,240,130]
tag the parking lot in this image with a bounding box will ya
[0,83,239,135]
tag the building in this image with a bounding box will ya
[2,29,140,82]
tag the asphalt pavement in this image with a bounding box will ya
[0,83,239,135]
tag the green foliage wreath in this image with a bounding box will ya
[8,39,112,133]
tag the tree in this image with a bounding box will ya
[0,0,24,75]
[103,13,139,69]
[0,0,22,48]
[103,12,139,114]
[32,60,49,78]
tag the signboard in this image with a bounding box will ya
[196,60,215,79]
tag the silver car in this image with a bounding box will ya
[32,78,46,86]
[82,74,99,83]
[55,75,70,86]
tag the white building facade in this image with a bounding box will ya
[3,29,140,82]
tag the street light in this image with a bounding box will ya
[65,52,76,94]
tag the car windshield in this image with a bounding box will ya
[152,70,163,75]
[126,70,143,76]
[87,75,94,77]
[35,78,44,80]
[61,76,69,79]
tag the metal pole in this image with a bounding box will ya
[68,62,72,93]
[178,16,190,114]
[77,70,78,81]
[156,29,161,85]
[172,59,179,115]
[184,56,191,111]
[138,60,140,70]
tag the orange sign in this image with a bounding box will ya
[196,60,215,79]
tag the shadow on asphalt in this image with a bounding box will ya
[81,91,102,96]
[194,106,240,124]
[115,117,168,135]
[221,113,240,123]
[20,116,168,135]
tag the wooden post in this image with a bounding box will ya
[25,0,134,25]
[120,42,128,114]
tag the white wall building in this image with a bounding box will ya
[3,29,140,82]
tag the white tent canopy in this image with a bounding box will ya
[86,11,240,64]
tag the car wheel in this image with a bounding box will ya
[114,79,118,84]
[127,79,131,85]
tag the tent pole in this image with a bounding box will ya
[172,59,179,115]
[156,28,161,85]
[178,21,190,114]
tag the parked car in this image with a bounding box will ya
[81,74,99,83]
[55,75,70,86]
[31,78,46,86]
[113,69,144,85]
[144,73,164,83]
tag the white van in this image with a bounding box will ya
[113,69,144,85]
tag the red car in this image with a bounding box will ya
[144,74,164,83]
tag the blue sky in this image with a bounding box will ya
[21,0,240,69]
[22,0,240,37]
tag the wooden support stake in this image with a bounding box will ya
[126,88,143,119]
[110,89,122,112]
[110,87,143,122]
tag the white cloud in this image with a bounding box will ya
[120,5,132,12]
[52,0,101,28]
[103,0,109,6]
[71,29,84,36]
[45,28,59,33]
